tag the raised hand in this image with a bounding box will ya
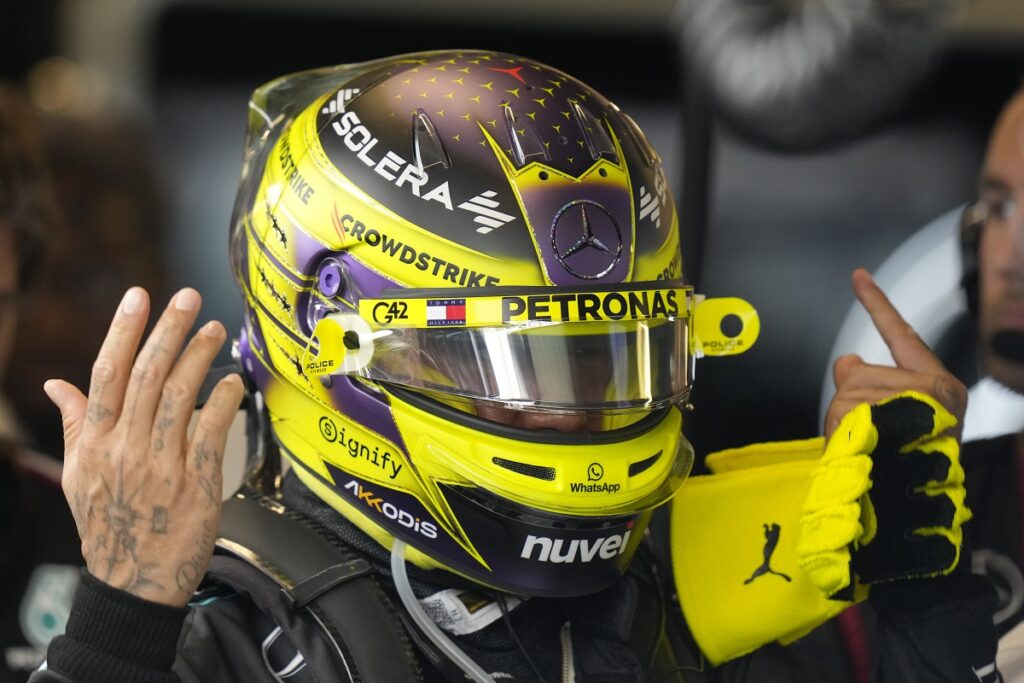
[824,268,967,439]
[800,269,970,597]
[43,287,245,607]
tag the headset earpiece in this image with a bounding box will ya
[959,202,983,319]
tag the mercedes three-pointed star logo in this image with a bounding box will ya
[550,200,623,280]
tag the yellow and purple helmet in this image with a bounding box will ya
[230,50,758,597]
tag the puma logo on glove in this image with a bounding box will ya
[744,523,792,585]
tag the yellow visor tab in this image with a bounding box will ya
[690,296,760,357]
[358,287,693,329]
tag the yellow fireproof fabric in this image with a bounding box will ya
[671,437,866,665]
[796,402,878,597]
[671,391,970,665]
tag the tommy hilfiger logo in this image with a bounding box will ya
[744,523,791,585]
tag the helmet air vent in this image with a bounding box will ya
[628,450,662,477]
[570,100,617,163]
[492,456,556,481]
[412,109,452,171]
[502,106,550,168]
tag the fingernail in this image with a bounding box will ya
[43,380,60,404]
[175,288,200,312]
[200,320,224,338]
[121,288,144,315]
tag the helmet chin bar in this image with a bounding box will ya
[420,480,651,598]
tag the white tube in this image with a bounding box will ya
[390,540,496,683]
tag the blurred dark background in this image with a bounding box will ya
[2,0,1024,459]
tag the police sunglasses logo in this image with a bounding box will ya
[550,200,623,280]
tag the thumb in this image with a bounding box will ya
[833,353,864,390]
[43,380,88,453]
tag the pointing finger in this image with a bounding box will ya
[851,269,945,375]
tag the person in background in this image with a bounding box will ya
[0,84,82,683]
[2,105,167,459]
[945,85,1024,677]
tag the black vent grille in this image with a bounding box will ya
[492,457,556,481]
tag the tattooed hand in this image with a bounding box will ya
[43,287,245,607]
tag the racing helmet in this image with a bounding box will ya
[230,50,758,597]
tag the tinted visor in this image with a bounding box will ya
[364,317,690,412]
[305,285,695,413]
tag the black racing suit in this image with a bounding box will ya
[29,472,999,683]
[963,433,1024,636]
[1,443,83,683]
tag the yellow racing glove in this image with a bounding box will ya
[671,437,864,664]
[797,390,971,600]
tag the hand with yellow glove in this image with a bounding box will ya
[669,271,985,668]
[670,389,972,666]
[803,269,971,599]
[671,436,853,664]
[798,391,970,600]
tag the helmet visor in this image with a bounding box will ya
[306,286,694,412]
[370,318,688,411]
